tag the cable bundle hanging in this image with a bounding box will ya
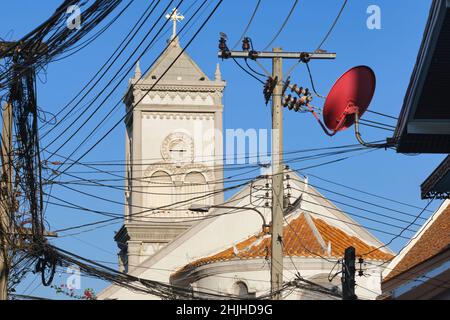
[0,0,128,294]
[0,0,123,89]
[8,56,45,242]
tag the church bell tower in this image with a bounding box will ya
[115,10,226,272]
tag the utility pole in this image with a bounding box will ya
[1,41,19,300]
[0,101,13,300]
[1,40,18,301]
[342,246,357,300]
[271,48,284,300]
[218,37,336,299]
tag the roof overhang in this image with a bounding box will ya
[393,0,450,153]
[421,155,450,199]
[382,250,450,299]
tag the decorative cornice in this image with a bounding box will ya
[123,81,226,108]
[142,112,215,120]
[137,104,223,113]
[115,223,196,244]
[133,83,225,93]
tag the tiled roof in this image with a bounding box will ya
[174,213,394,276]
[384,202,450,282]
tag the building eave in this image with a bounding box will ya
[394,0,450,153]
[382,249,450,299]
[421,155,450,199]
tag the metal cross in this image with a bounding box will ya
[165,8,184,39]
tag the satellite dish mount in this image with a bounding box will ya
[307,66,393,148]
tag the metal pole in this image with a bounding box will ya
[0,102,13,300]
[271,48,284,300]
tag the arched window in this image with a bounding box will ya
[232,281,250,298]
[145,171,173,210]
[182,172,208,206]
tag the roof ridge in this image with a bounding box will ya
[303,212,328,254]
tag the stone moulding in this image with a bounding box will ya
[143,162,215,183]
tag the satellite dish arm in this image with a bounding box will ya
[306,104,338,137]
[354,112,394,149]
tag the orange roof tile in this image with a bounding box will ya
[174,213,394,276]
[384,202,450,282]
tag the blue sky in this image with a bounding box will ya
[1,0,444,299]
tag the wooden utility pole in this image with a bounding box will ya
[218,41,336,299]
[0,102,13,300]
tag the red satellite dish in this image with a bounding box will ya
[323,66,376,132]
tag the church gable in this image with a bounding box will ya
[143,40,210,83]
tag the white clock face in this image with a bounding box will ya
[161,133,194,164]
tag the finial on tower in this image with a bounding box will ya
[166,8,184,40]
[135,60,142,79]
[215,63,222,81]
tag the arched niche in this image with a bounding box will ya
[182,171,209,206]
[144,170,174,210]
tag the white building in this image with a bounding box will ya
[98,29,394,300]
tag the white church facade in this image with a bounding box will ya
[98,16,394,300]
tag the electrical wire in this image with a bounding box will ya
[303,172,434,213]
[361,198,435,259]
[2,0,224,293]
[44,0,217,176]
[40,0,162,135]
[232,0,262,49]
[232,58,265,84]
[263,0,299,51]
[290,178,428,223]
[366,110,398,120]
[42,0,179,155]
[316,0,348,51]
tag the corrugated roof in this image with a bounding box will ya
[384,202,450,281]
[174,213,394,276]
